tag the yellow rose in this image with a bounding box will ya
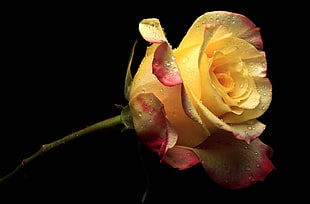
[128,11,274,189]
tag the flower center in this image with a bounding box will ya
[215,72,234,92]
[213,68,234,93]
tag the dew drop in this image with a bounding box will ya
[260,105,266,111]
[248,175,255,181]
[256,163,261,168]
[182,57,189,64]
[153,60,159,66]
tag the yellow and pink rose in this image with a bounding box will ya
[128,11,274,189]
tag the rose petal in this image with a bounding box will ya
[230,119,266,144]
[129,44,161,99]
[139,18,167,43]
[129,93,177,157]
[129,44,207,148]
[178,11,263,50]
[197,25,233,116]
[197,26,270,123]
[182,86,266,143]
[162,146,200,170]
[244,51,267,78]
[182,85,231,132]
[192,130,275,189]
[202,36,263,110]
[152,42,182,86]
[174,45,202,98]
[222,77,272,123]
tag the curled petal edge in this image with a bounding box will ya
[152,42,183,86]
[182,85,266,143]
[139,18,182,87]
[162,146,200,170]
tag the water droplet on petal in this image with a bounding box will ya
[248,175,255,181]
[260,105,266,111]
[182,57,189,64]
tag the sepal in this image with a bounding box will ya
[124,40,138,101]
[115,104,135,131]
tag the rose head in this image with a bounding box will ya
[128,11,274,189]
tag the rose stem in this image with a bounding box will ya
[0,114,123,184]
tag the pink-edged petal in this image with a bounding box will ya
[129,92,177,157]
[178,11,263,51]
[162,146,200,170]
[230,119,266,144]
[152,42,182,86]
[192,130,275,189]
[139,18,167,43]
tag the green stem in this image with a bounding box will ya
[0,114,123,184]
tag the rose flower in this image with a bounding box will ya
[128,11,275,189]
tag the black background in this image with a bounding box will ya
[1,1,305,203]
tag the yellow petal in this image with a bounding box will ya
[178,11,263,50]
[222,77,272,123]
[184,84,231,133]
[129,44,161,99]
[183,85,267,143]
[199,50,232,117]
[173,45,202,99]
[139,18,167,43]
[200,35,266,119]
[129,44,207,147]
